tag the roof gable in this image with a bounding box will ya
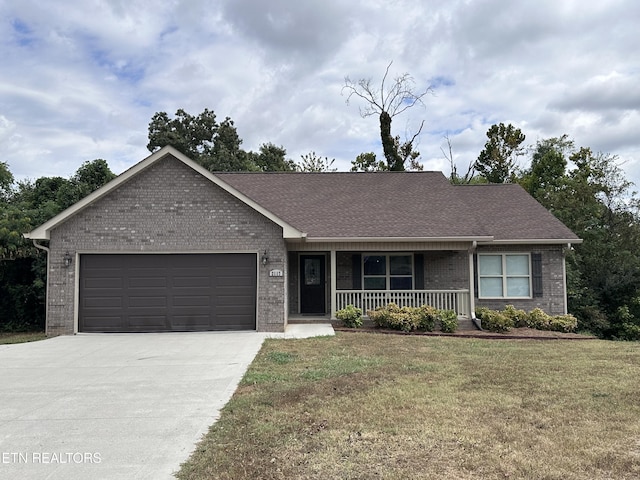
[24,146,304,240]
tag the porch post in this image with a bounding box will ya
[330,249,337,319]
[468,242,477,318]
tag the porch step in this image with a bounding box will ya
[456,317,476,331]
[288,318,331,324]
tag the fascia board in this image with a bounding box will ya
[301,236,495,243]
[477,238,583,245]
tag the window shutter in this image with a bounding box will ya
[473,254,478,297]
[532,253,543,297]
[414,254,424,290]
[352,254,362,290]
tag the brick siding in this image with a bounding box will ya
[474,245,567,315]
[46,155,287,335]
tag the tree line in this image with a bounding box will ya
[459,124,640,340]
[1,107,639,340]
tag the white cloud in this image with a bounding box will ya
[0,0,638,191]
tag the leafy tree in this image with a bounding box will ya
[147,108,218,159]
[351,152,388,172]
[248,143,297,172]
[521,139,640,339]
[0,161,13,200]
[148,108,298,173]
[202,117,255,172]
[474,123,525,183]
[521,136,571,200]
[343,62,431,171]
[1,160,116,331]
[297,152,337,172]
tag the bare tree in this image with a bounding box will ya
[442,134,475,184]
[343,61,432,171]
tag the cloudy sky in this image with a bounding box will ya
[1,0,639,187]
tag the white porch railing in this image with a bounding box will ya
[336,290,470,317]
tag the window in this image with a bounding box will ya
[363,254,413,290]
[478,254,531,298]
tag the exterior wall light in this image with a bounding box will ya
[261,250,269,266]
[63,251,73,268]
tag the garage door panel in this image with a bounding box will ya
[79,254,256,332]
[128,316,169,329]
[129,296,167,307]
[84,277,123,289]
[128,277,167,288]
[82,316,124,328]
[83,296,123,308]
[171,316,212,328]
[173,295,211,306]
[172,276,211,288]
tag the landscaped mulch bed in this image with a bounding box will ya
[334,326,598,340]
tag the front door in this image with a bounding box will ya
[300,255,326,314]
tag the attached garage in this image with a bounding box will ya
[24,147,297,335]
[79,253,257,332]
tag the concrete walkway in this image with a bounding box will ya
[0,324,333,480]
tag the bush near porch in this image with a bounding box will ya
[476,305,578,333]
[364,303,459,333]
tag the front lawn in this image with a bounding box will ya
[0,331,47,344]
[176,333,640,480]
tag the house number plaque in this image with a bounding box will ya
[269,269,283,277]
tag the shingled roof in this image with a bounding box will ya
[217,172,580,243]
[24,147,580,244]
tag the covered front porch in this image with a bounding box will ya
[335,289,471,317]
[287,242,476,321]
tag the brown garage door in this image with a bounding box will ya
[79,254,256,332]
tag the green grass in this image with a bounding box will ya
[176,333,640,480]
[0,331,47,344]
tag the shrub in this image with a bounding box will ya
[619,322,640,341]
[476,307,513,332]
[368,303,444,332]
[549,314,578,333]
[368,303,399,329]
[526,308,552,330]
[336,304,363,328]
[503,305,528,328]
[438,310,458,333]
[475,306,492,324]
[415,305,438,332]
[574,305,610,337]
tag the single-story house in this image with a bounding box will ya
[25,146,581,335]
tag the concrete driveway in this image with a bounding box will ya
[0,332,267,480]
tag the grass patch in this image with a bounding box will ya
[176,333,640,480]
[0,331,47,344]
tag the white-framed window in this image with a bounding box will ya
[478,253,531,298]
[363,254,413,290]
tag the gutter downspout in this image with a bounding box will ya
[563,243,571,315]
[468,241,482,330]
[32,240,50,335]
